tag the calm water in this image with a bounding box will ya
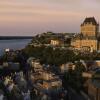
[0,39,32,56]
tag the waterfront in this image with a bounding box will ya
[0,39,32,56]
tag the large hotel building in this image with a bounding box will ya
[71,17,100,52]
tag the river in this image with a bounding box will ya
[0,39,32,56]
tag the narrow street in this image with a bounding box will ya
[67,87,87,100]
[59,75,88,100]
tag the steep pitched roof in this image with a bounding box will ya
[83,17,97,25]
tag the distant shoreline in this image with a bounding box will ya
[0,36,33,40]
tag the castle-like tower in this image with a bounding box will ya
[81,17,99,38]
[71,17,100,52]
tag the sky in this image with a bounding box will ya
[0,0,100,36]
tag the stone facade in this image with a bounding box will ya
[50,40,60,46]
[71,17,100,52]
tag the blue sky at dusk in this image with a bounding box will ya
[0,0,100,36]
